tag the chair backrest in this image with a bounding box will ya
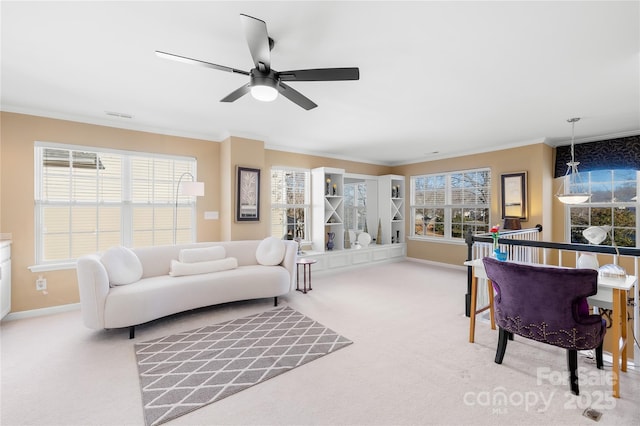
[482,257,604,350]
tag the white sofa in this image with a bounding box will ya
[76,239,297,338]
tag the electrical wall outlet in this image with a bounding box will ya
[36,276,47,291]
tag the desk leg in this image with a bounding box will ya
[469,275,478,343]
[307,264,313,291]
[296,264,300,292]
[619,289,628,374]
[611,288,627,398]
[487,279,496,330]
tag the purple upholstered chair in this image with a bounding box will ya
[482,257,606,395]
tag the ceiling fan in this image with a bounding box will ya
[156,14,360,110]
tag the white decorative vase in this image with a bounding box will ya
[344,229,351,249]
[577,253,599,270]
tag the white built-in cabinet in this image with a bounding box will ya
[311,167,345,252]
[377,175,405,245]
[308,169,405,271]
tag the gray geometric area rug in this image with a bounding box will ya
[134,306,353,426]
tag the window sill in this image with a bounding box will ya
[28,262,77,273]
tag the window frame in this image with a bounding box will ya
[33,142,198,271]
[564,169,639,248]
[344,181,368,232]
[269,166,311,242]
[410,167,492,243]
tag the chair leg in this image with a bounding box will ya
[567,349,579,395]
[495,328,510,364]
[596,343,604,370]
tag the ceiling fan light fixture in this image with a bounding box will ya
[250,73,278,102]
[157,14,359,109]
[250,84,278,102]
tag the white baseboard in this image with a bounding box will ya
[406,256,467,271]
[2,303,80,322]
[1,259,459,322]
[313,256,406,276]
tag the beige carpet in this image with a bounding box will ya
[1,260,639,425]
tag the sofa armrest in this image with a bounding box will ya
[76,254,110,329]
[281,241,298,291]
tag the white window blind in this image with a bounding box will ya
[411,168,491,240]
[35,143,198,265]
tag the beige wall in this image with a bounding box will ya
[0,112,563,313]
[0,112,393,313]
[218,138,392,240]
[220,136,266,240]
[393,143,553,266]
[0,112,221,312]
[265,149,392,176]
[0,117,2,230]
[1,112,632,359]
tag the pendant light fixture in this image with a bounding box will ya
[556,117,591,204]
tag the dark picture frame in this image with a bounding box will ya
[501,171,527,220]
[236,166,260,222]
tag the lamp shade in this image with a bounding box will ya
[180,181,204,196]
[502,217,522,230]
[556,193,590,204]
[582,226,611,245]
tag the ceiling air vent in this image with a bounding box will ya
[105,111,133,119]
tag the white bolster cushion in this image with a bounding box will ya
[100,246,143,286]
[256,237,286,266]
[169,257,238,277]
[179,246,226,263]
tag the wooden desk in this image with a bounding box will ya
[596,274,635,398]
[464,258,636,398]
[463,258,495,343]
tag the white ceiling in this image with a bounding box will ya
[2,1,639,166]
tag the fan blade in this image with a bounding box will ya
[155,51,250,76]
[220,83,251,103]
[240,14,271,72]
[278,67,360,82]
[277,82,317,110]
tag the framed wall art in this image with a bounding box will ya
[501,171,527,220]
[236,166,260,222]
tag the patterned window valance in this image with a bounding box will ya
[554,135,640,178]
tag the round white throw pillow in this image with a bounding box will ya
[100,246,143,286]
[256,237,286,266]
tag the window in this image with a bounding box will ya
[344,181,367,232]
[270,167,310,241]
[567,169,638,247]
[411,168,491,240]
[34,143,198,266]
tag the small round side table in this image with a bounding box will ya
[296,258,317,294]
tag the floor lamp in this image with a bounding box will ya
[174,172,204,244]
